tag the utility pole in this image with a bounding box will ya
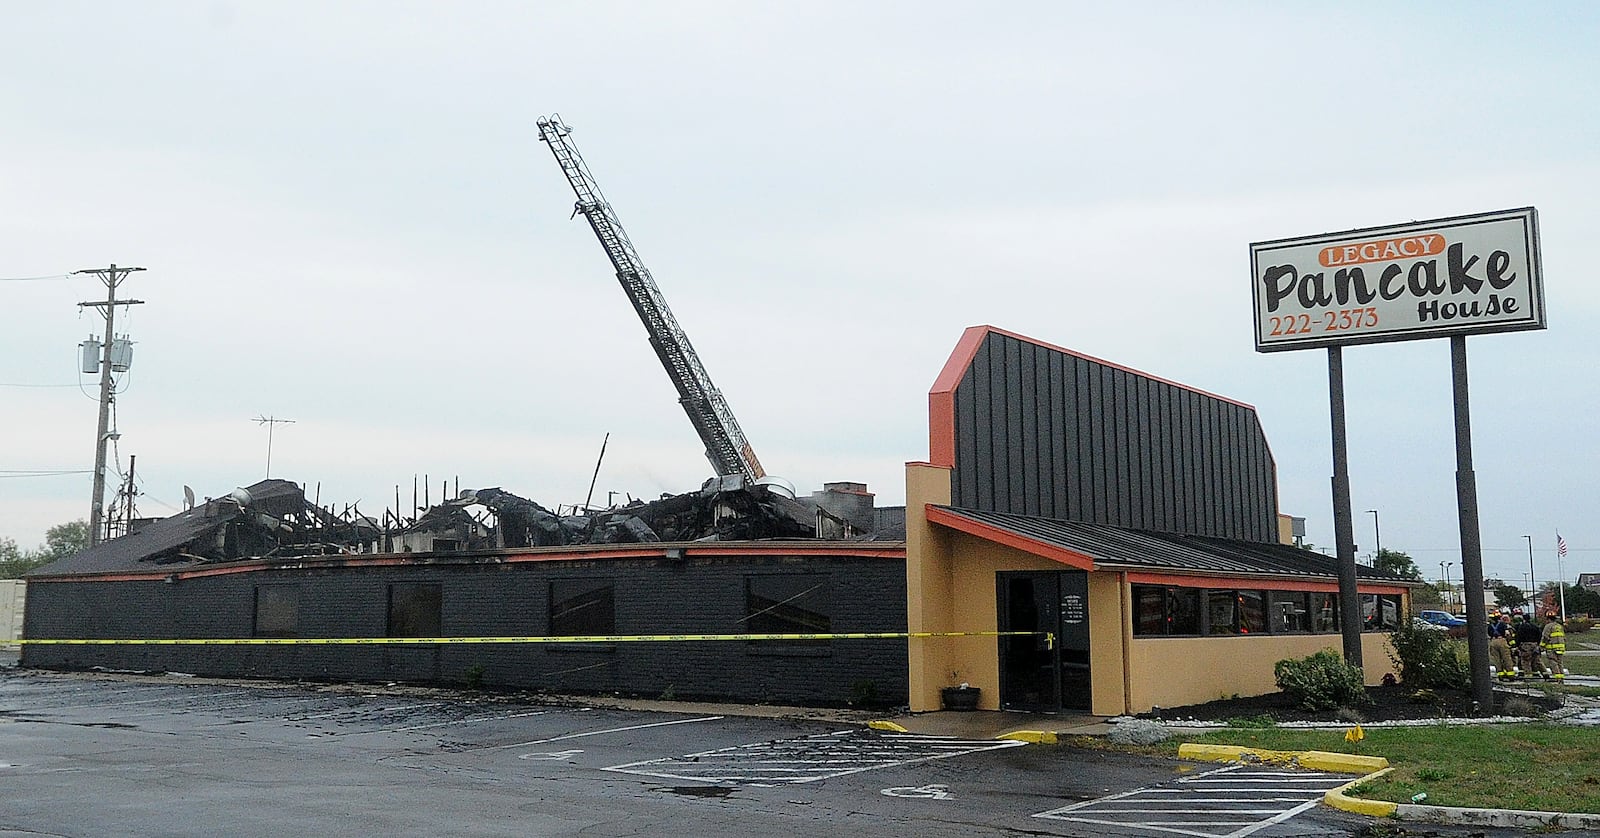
[77,264,144,547]
[256,416,296,477]
[1523,534,1535,612]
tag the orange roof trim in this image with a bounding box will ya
[925,504,1096,571]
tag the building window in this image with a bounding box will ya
[1132,585,1201,636]
[1206,589,1237,635]
[550,579,615,636]
[1238,590,1267,634]
[1134,586,1167,635]
[1270,591,1311,633]
[1312,592,1340,632]
[1362,594,1401,631]
[254,584,300,638]
[745,574,830,635]
[388,582,442,638]
[1133,586,1360,637]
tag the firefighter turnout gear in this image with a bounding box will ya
[1541,614,1567,679]
[1489,632,1517,680]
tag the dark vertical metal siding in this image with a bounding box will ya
[951,332,1277,542]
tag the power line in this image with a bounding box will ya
[0,273,70,282]
[0,470,93,479]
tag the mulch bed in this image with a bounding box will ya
[1140,681,1564,725]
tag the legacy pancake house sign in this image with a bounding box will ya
[1251,207,1544,352]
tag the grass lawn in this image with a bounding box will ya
[1150,724,1600,814]
[1563,653,1600,677]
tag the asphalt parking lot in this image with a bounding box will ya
[0,663,1560,838]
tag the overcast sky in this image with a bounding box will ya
[3,2,1596,588]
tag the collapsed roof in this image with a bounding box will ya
[30,476,893,577]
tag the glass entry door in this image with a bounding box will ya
[997,570,1091,713]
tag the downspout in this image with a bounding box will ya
[1121,571,1135,716]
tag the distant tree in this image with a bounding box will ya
[0,536,49,578]
[1411,583,1442,607]
[0,537,21,577]
[1372,548,1423,580]
[1484,577,1506,589]
[33,520,88,562]
[1560,583,1600,617]
[1495,585,1527,609]
[0,520,89,578]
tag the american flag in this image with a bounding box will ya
[1558,533,1568,558]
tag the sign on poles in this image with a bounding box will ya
[1250,207,1544,353]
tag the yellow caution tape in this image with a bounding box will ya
[15,631,1054,647]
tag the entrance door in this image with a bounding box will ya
[997,571,1092,713]
[997,572,1059,711]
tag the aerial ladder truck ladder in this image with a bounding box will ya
[536,116,766,484]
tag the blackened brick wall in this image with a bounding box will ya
[21,552,909,707]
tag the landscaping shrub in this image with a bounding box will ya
[1567,616,1593,633]
[1387,621,1470,690]
[1274,649,1370,711]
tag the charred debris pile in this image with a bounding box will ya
[93,477,890,569]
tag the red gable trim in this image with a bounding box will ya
[928,326,989,468]
[925,505,1096,571]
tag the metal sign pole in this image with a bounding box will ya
[1327,347,1363,666]
[1450,335,1493,709]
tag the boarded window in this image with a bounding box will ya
[254,585,300,638]
[550,579,615,636]
[745,574,830,635]
[388,582,442,638]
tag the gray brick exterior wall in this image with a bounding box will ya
[21,552,909,707]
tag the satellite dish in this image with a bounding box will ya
[183,485,195,511]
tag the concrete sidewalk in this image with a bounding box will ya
[876,708,1114,739]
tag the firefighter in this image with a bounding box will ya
[1489,628,1517,680]
[1540,611,1567,680]
[1513,614,1544,677]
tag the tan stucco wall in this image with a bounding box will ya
[905,463,1133,714]
[903,463,1403,717]
[905,463,956,711]
[1127,632,1397,713]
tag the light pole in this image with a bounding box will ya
[1366,509,1381,561]
[1523,534,1535,614]
[1440,561,1454,612]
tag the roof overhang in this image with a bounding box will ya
[926,505,1096,570]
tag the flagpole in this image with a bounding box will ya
[1557,532,1568,622]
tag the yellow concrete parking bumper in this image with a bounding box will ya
[1178,743,1394,816]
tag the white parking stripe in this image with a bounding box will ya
[318,709,552,737]
[470,714,725,752]
[1035,765,1352,838]
[604,730,1025,786]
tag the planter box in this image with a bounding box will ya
[940,686,981,711]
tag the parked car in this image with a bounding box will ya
[1416,609,1469,638]
[1417,609,1467,628]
